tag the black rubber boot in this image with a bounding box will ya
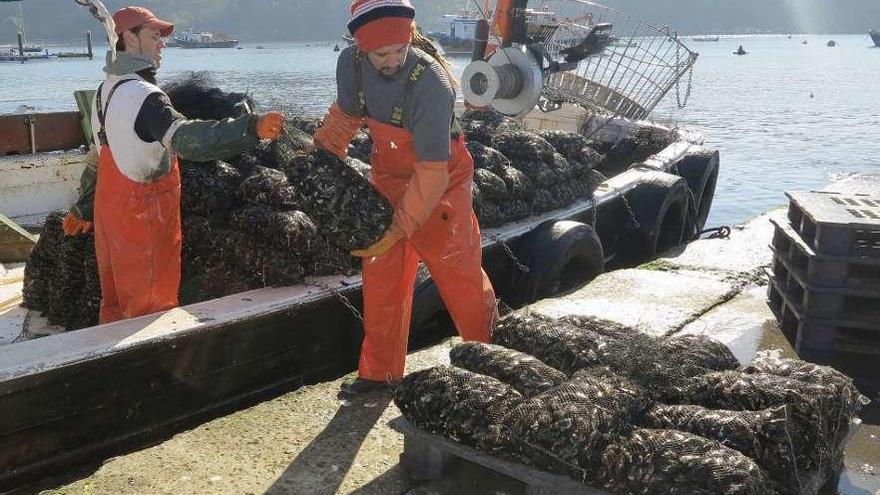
[339,377,387,397]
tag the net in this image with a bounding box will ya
[449,341,567,398]
[392,365,523,452]
[598,428,769,495]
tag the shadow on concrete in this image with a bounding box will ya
[346,465,411,495]
[264,393,392,495]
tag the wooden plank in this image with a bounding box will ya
[0,214,36,263]
[0,112,86,155]
[390,417,612,495]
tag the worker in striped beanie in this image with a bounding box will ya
[315,0,497,396]
[347,0,416,52]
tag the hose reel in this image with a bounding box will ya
[461,46,544,118]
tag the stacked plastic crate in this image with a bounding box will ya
[768,191,880,362]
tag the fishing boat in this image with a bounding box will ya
[870,30,880,47]
[428,4,565,55]
[427,9,483,55]
[174,29,238,49]
[0,94,719,491]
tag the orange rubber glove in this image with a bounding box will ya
[393,161,450,239]
[350,226,404,258]
[257,112,285,140]
[62,211,92,236]
[313,102,364,159]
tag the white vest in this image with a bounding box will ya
[90,74,182,183]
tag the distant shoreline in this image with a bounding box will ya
[1,32,876,47]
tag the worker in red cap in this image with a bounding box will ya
[315,0,497,395]
[63,6,285,324]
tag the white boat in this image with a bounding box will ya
[174,29,239,49]
[692,35,720,42]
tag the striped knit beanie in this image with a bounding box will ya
[348,0,416,52]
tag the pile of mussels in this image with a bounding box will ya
[394,310,869,495]
[22,74,671,330]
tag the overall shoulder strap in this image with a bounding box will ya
[389,56,431,128]
[95,78,137,146]
[354,50,369,118]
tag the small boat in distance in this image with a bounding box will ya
[692,35,720,42]
[826,40,836,47]
[870,30,880,47]
[175,30,238,49]
[734,45,748,55]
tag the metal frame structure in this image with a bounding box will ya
[537,0,698,119]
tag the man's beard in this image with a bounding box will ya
[379,67,400,80]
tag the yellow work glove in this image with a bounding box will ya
[257,112,285,140]
[62,211,92,236]
[314,102,364,159]
[351,227,403,258]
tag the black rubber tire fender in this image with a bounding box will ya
[673,146,720,234]
[621,172,691,264]
[506,220,605,307]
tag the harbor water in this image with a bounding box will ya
[1,34,878,228]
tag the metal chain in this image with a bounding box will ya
[620,193,641,230]
[587,192,598,231]
[483,232,530,274]
[670,162,701,239]
[12,310,33,344]
[304,279,364,323]
[675,39,694,109]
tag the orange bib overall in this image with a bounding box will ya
[93,146,182,324]
[359,117,496,381]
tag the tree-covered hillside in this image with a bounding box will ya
[1,0,878,44]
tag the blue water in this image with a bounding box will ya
[2,34,878,227]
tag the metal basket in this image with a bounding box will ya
[534,0,697,119]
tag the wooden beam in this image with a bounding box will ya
[0,214,36,263]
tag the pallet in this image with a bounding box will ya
[390,417,612,495]
[770,248,880,322]
[786,191,880,259]
[766,275,880,361]
[770,217,880,291]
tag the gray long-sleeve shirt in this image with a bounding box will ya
[336,45,456,162]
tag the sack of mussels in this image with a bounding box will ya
[393,310,869,495]
[22,74,672,331]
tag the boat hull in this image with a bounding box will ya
[179,40,239,49]
[429,34,474,55]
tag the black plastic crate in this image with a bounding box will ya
[786,191,880,259]
[767,275,880,362]
[770,250,880,322]
[770,217,880,291]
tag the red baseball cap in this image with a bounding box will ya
[113,7,174,37]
